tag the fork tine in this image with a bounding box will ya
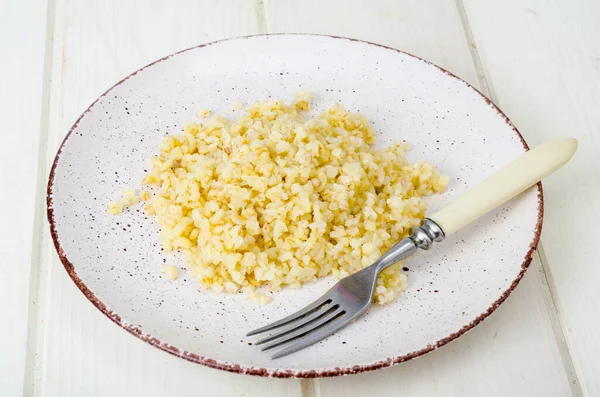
[260,308,344,351]
[254,304,338,346]
[270,312,348,359]
[246,297,332,337]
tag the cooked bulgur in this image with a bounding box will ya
[116,92,447,304]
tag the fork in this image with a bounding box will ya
[247,138,577,359]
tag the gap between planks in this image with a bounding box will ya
[454,0,582,395]
[255,0,269,34]
[301,379,321,397]
[535,247,582,396]
[21,0,58,395]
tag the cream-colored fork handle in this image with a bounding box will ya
[430,138,578,236]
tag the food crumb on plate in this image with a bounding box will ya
[107,200,123,215]
[248,291,272,305]
[139,190,150,201]
[161,264,178,280]
[196,109,210,119]
[107,187,139,214]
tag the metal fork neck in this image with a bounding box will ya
[374,219,445,273]
[409,218,445,250]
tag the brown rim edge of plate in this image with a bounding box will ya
[46,33,544,378]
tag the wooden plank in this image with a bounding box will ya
[263,0,480,87]
[36,1,301,396]
[262,0,576,395]
[0,0,50,395]
[461,0,600,395]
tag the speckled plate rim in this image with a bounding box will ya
[47,33,544,378]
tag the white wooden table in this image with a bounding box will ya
[3,1,599,396]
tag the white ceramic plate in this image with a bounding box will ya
[47,34,542,377]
